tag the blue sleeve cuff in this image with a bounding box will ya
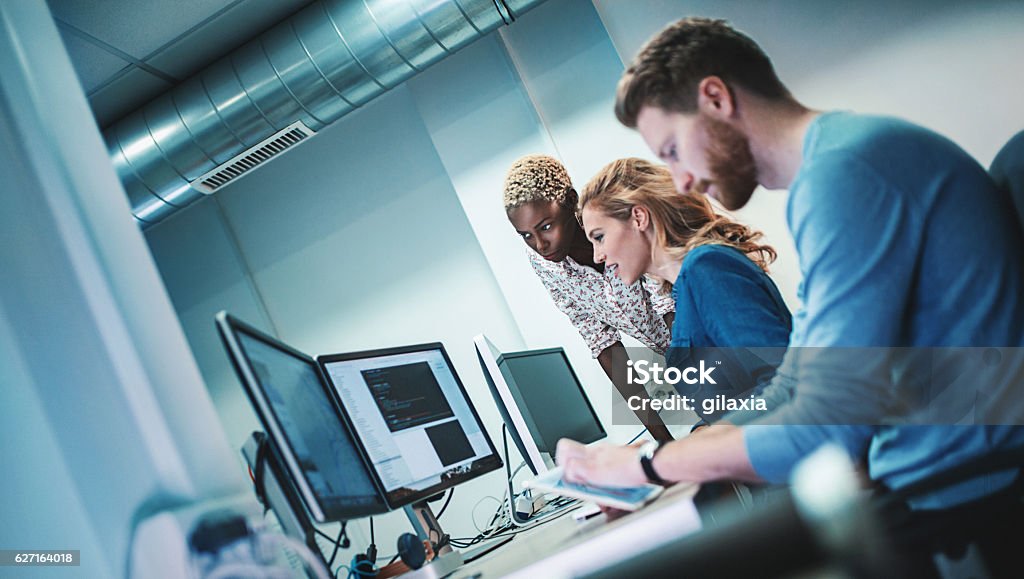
[742,424,802,484]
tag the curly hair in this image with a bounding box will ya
[579,158,776,274]
[615,17,790,127]
[503,154,577,211]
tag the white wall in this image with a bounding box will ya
[144,0,1024,568]
[2,311,110,577]
[148,0,653,557]
[594,0,1024,162]
[405,0,655,446]
[594,0,1024,310]
[1,2,246,577]
[147,83,526,548]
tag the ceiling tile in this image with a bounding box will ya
[89,66,173,128]
[48,0,240,60]
[56,25,132,93]
[146,0,310,79]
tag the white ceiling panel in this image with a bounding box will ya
[89,66,174,128]
[146,0,309,79]
[56,25,132,93]
[48,0,240,60]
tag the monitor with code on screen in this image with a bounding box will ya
[319,343,502,509]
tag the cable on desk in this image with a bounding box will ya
[328,522,347,567]
[449,428,575,552]
[436,488,455,520]
[471,495,503,534]
[448,505,578,547]
[468,460,529,536]
[314,523,350,568]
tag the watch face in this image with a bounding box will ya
[640,440,659,459]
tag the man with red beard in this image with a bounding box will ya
[557,17,1024,575]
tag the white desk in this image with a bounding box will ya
[448,483,703,578]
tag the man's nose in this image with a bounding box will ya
[671,166,695,194]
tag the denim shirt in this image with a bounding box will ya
[666,244,792,422]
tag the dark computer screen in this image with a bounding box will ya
[319,344,502,509]
[362,362,454,431]
[497,348,606,453]
[219,314,387,522]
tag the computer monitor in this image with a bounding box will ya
[216,312,387,523]
[318,343,503,509]
[474,335,606,475]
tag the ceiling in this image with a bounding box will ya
[48,0,313,128]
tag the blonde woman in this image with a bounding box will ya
[577,157,791,425]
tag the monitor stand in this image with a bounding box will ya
[403,501,464,578]
[539,452,556,472]
[403,498,517,578]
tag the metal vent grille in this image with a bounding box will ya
[191,121,314,193]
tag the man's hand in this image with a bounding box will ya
[556,426,760,488]
[556,439,648,487]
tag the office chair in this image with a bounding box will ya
[990,129,1024,234]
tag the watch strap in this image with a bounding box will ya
[639,441,668,485]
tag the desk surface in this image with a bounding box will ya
[449,483,703,578]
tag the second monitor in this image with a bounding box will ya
[475,335,605,475]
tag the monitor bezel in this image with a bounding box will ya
[216,311,388,522]
[498,346,607,449]
[474,334,550,476]
[318,342,503,509]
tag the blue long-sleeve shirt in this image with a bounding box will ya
[740,112,1024,509]
[666,244,791,423]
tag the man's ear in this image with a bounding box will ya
[697,76,735,119]
[632,205,651,231]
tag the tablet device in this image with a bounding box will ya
[523,466,663,511]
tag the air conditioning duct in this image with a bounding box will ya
[104,0,545,228]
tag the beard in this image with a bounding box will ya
[700,115,758,210]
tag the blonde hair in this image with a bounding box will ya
[503,154,576,211]
[579,158,776,274]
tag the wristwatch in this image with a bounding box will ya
[638,440,669,485]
